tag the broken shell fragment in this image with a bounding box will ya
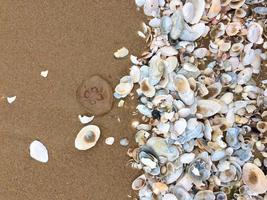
[242,163,267,194]
[75,125,101,150]
[29,140,49,163]
[132,174,146,190]
[114,47,129,58]
[78,115,94,124]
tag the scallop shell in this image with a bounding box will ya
[242,163,267,194]
[132,174,146,190]
[226,22,242,36]
[140,78,156,97]
[173,74,195,105]
[197,100,221,117]
[207,0,221,19]
[75,125,101,150]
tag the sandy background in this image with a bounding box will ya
[0,0,146,199]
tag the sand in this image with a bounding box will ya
[0,0,146,199]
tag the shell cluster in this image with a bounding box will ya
[115,0,267,199]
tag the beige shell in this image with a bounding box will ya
[226,22,242,36]
[229,0,245,10]
[256,121,267,133]
[221,0,231,6]
[234,8,246,18]
[173,74,195,105]
[152,182,168,195]
[115,82,133,97]
[75,125,101,150]
[132,174,146,190]
[197,100,221,118]
[184,0,206,24]
[207,0,221,19]
[242,163,267,194]
[230,43,244,57]
[140,78,156,97]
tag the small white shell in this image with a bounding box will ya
[40,70,49,78]
[162,194,178,200]
[115,82,133,98]
[75,125,101,150]
[114,47,129,58]
[180,153,195,164]
[185,0,205,24]
[120,137,129,146]
[7,96,16,104]
[29,140,49,163]
[78,115,94,124]
[226,22,241,36]
[197,100,221,117]
[174,118,187,136]
[105,137,115,145]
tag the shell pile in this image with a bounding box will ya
[115,0,267,199]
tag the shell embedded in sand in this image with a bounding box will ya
[114,47,129,58]
[75,125,101,150]
[242,163,267,194]
[29,140,49,163]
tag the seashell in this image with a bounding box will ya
[211,150,226,161]
[138,146,159,171]
[173,74,195,105]
[230,43,244,57]
[247,22,263,44]
[159,46,178,56]
[226,128,241,149]
[179,23,206,42]
[143,0,160,17]
[218,40,231,52]
[170,186,192,200]
[120,137,129,146]
[235,8,247,18]
[174,118,187,136]
[147,137,179,162]
[170,10,185,40]
[114,76,134,98]
[194,190,215,200]
[226,22,242,36]
[253,7,267,15]
[203,82,222,99]
[182,2,195,24]
[40,70,48,78]
[149,17,161,28]
[78,115,94,124]
[215,192,227,200]
[237,67,253,85]
[139,185,153,199]
[180,153,195,164]
[179,63,201,79]
[165,56,178,73]
[157,122,170,135]
[219,163,241,186]
[75,125,101,150]
[207,0,221,19]
[135,0,145,7]
[229,0,245,9]
[29,140,49,163]
[178,108,192,118]
[245,0,264,4]
[105,137,115,145]
[242,163,267,194]
[152,182,168,195]
[130,65,141,83]
[204,119,212,141]
[114,47,129,58]
[161,16,173,34]
[137,104,152,118]
[135,130,150,146]
[169,0,183,11]
[140,78,156,97]
[221,0,231,6]
[132,174,146,191]
[193,48,208,58]
[256,121,267,133]
[197,100,221,117]
[220,92,234,104]
[7,96,16,104]
[162,194,178,200]
[185,0,205,24]
[209,41,219,54]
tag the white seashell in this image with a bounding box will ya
[247,22,263,44]
[135,0,146,7]
[237,67,253,85]
[120,137,129,146]
[170,10,185,40]
[174,74,195,105]
[194,190,215,200]
[197,100,221,117]
[115,82,133,98]
[75,125,101,150]
[230,43,244,57]
[137,105,152,117]
[180,23,206,41]
[7,96,16,104]
[78,115,94,124]
[40,70,49,78]
[144,0,160,17]
[207,0,221,19]
[149,18,161,28]
[114,47,129,58]
[253,7,267,15]
[162,194,178,200]
[235,8,247,18]
[226,22,241,36]
[140,78,156,97]
[219,41,231,52]
[130,65,141,83]
[180,153,195,164]
[193,48,208,58]
[256,121,267,133]
[157,122,170,135]
[242,163,267,194]
[159,46,178,56]
[130,55,141,65]
[132,174,146,191]
[138,31,146,39]
[182,2,195,24]
[174,118,187,136]
[178,108,192,118]
[165,56,178,73]
[105,137,115,145]
[161,16,173,34]
[29,140,49,163]
[170,0,183,11]
[185,0,205,24]
[220,92,234,104]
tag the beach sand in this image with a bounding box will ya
[0,0,145,199]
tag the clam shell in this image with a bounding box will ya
[197,100,221,117]
[165,56,178,74]
[179,23,206,42]
[161,16,173,34]
[135,0,145,7]
[170,10,185,40]
[29,140,49,163]
[180,153,195,164]
[235,8,247,18]
[247,22,263,44]
[256,121,267,133]
[130,65,141,83]
[226,22,241,36]
[132,174,146,190]
[194,190,215,200]
[207,0,221,19]
[185,0,205,24]
[143,0,160,17]
[237,67,253,85]
[162,194,178,200]
[170,186,192,200]
[114,47,129,58]
[242,163,267,194]
[174,118,187,136]
[140,78,156,97]
[173,74,195,105]
[193,48,208,58]
[75,125,101,150]
[229,0,245,9]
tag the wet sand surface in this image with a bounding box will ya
[0,1,146,199]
